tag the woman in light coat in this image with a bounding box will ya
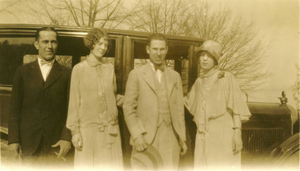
[185,40,251,170]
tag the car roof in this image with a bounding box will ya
[0,24,205,42]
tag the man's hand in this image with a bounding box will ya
[10,143,22,158]
[52,140,71,158]
[232,129,243,154]
[179,139,187,156]
[71,133,83,151]
[134,135,148,152]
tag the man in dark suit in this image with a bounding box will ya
[8,27,72,166]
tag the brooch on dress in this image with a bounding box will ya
[218,71,225,79]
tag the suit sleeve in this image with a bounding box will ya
[113,70,124,107]
[66,66,81,135]
[176,73,186,142]
[8,67,23,144]
[123,70,146,140]
[60,68,72,141]
[184,78,199,116]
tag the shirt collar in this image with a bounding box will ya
[149,62,156,72]
[86,55,103,67]
[38,56,55,67]
[149,61,165,72]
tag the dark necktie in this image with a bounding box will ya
[154,65,165,71]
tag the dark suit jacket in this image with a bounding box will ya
[8,60,72,155]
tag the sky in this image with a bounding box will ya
[0,0,299,109]
[208,0,299,109]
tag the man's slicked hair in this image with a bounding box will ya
[147,33,168,47]
[35,27,58,41]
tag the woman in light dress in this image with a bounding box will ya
[67,28,123,170]
[185,40,251,170]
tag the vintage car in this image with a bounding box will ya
[0,24,298,169]
[270,132,299,169]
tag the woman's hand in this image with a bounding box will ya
[72,133,83,151]
[232,129,243,154]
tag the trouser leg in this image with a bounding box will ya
[152,122,180,170]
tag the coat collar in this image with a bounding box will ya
[28,60,62,89]
[44,61,62,89]
[28,60,44,88]
[165,67,177,97]
[142,63,156,93]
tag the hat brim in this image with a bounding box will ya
[131,144,163,170]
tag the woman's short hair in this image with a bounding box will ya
[84,28,110,50]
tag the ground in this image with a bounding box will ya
[1,139,298,171]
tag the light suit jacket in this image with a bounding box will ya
[123,63,186,145]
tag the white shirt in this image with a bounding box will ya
[149,62,163,83]
[38,57,55,81]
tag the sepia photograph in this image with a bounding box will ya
[0,0,299,171]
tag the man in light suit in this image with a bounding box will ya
[123,33,187,170]
[8,27,72,167]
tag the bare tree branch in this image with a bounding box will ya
[0,0,22,12]
[101,0,121,27]
[64,0,81,26]
[20,0,269,92]
[128,0,268,92]
[24,0,134,28]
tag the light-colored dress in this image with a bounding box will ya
[185,70,251,170]
[67,55,123,170]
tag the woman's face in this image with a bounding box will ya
[90,37,108,59]
[199,51,216,71]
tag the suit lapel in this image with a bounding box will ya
[165,68,177,98]
[142,63,157,94]
[44,61,62,90]
[28,60,44,89]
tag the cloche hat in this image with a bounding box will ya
[197,40,223,63]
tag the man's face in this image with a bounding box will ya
[146,39,168,66]
[34,31,58,61]
[90,37,108,59]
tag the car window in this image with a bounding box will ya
[0,37,36,85]
[0,36,117,86]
